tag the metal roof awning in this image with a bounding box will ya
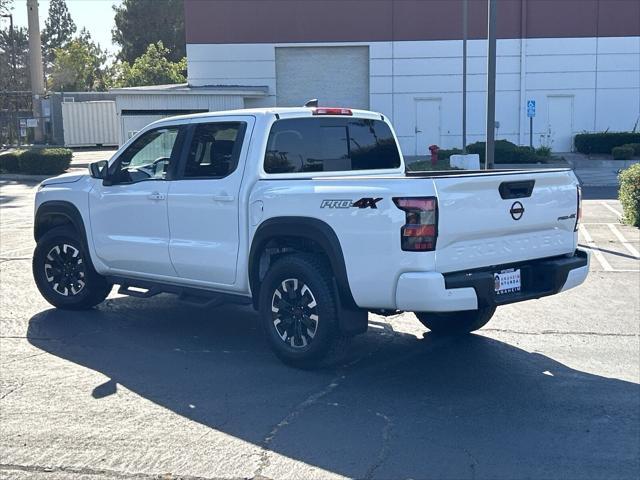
[109,83,269,98]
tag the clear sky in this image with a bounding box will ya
[9,0,122,55]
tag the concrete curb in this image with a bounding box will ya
[0,173,50,182]
[568,159,639,169]
[497,163,571,169]
[0,168,86,183]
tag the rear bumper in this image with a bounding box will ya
[395,248,590,312]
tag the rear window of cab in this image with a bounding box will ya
[264,117,401,174]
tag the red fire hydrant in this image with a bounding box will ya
[428,144,439,166]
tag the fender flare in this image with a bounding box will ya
[248,216,357,310]
[34,201,90,251]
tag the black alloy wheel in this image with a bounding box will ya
[271,277,320,349]
[259,254,346,368]
[33,226,111,310]
[43,243,87,297]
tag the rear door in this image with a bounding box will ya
[167,116,254,286]
[415,98,441,155]
[433,170,579,273]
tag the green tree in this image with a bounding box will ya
[0,24,30,92]
[0,0,12,14]
[50,29,109,91]
[113,0,185,64]
[42,0,77,72]
[0,12,30,144]
[114,41,185,87]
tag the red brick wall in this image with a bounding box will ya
[184,0,640,44]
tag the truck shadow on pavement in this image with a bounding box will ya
[27,295,640,479]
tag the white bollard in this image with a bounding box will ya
[450,154,481,170]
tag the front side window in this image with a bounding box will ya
[111,126,180,183]
[182,122,245,178]
[264,117,401,174]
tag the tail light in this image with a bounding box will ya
[312,107,352,116]
[574,185,582,232]
[393,197,438,251]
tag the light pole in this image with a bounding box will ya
[485,0,497,169]
[462,0,468,153]
[26,0,45,144]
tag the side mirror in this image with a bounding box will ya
[89,160,108,180]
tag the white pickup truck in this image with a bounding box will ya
[33,106,589,367]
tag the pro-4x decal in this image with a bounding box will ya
[352,197,383,209]
[320,198,383,209]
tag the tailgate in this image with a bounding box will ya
[433,170,579,273]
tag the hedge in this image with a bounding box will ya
[612,145,634,160]
[621,143,640,156]
[0,148,73,175]
[574,132,640,154]
[432,140,552,164]
[618,163,640,227]
[0,151,20,172]
[437,148,463,161]
[465,140,543,164]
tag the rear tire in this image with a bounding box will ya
[33,226,111,310]
[415,307,496,335]
[259,254,346,368]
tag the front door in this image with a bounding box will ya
[89,125,184,277]
[415,98,441,155]
[167,117,254,286]
[547,96,574,152]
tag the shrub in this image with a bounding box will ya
[535,145,552,158]
[437,148,463,161]
[0,148,72,175]
[0,151,22,173]
[618,163,640,227]
[612,146,634,160]
[621,143,640,156]
[574,132,640,154]
[466,140,539,164]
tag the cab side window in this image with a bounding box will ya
[111,126,181,183]
[182,122,246,178]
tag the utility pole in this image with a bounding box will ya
[26,0,45,144]
[462,0,468,153]
[485,0,497,169]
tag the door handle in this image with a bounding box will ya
[148,192,165,201]
[212,194,234,202]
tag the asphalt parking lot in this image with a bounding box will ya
[1,180,638,480]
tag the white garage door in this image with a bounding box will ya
[276,46,369,109]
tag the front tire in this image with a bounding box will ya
[33,226,111,310]
[415,306,496,335]
[259,254,344,368]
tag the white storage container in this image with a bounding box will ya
[62,101,119,147]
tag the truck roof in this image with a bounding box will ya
[155,107,385,125]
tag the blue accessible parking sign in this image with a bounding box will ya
[527,100,536,118]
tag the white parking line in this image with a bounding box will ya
[607,223,640,259]
[579,224,613,271]
[600,202,623,218]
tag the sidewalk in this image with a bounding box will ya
[563,152,639,187]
